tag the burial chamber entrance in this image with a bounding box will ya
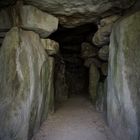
[32,23,112,140]
[0,1,139,139]
[49,23,106,105]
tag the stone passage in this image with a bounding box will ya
[32,95,116,140]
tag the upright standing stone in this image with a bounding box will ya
[96,79,107,118]
[89,63,100,103]
[0,27,53,140]
[47,56,55,113]
[108,11,140,140]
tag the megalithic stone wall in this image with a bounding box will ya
[0,25,58,140]
[107,11,140,140]
[0,3,59,140]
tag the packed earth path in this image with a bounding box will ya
[32,95,116,140]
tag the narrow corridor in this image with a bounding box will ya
[32,96,116,140]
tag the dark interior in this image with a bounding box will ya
[49,23,98,97]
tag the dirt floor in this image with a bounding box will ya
[32,95,116,140]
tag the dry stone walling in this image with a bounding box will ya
[80,15,120,112]
[92,8,140,140]
[81,10,140,140]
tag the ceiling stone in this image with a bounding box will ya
[0,0,136,27]
[23,0,136,27]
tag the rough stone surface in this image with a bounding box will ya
[96,83,104,112]
[20,5,59,38]
[107,11,140,140]
[96,80,107,115]
[41,39,59,56]
[98,45,109,61]
[89,63,100,103]
[0,27,54,140]
[100,15,120,27]
[92,24,112,46]
[46,56,55,113]
[81,42,97,59]
[24,0,135,27]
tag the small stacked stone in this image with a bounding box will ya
[81,15,120,108]
[92,15,120,112]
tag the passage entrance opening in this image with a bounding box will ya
[49,23,98,102]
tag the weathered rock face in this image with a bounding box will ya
[41,39,59,56]
[45,56,55,113]
[107,11,140,140]
[98,45,109,61]
[89,63,100,103]
[0,4,59,41]
[92,15,120,46]
[100,15,120,27]
[96,79,107,116]
[0,27,54,140]
[24,0,135,27]
[20,5,59,38]
[92,23,112,46]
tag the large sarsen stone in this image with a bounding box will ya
[89,63,100,103]
[107,11,140,140]
[0,27,53,140]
